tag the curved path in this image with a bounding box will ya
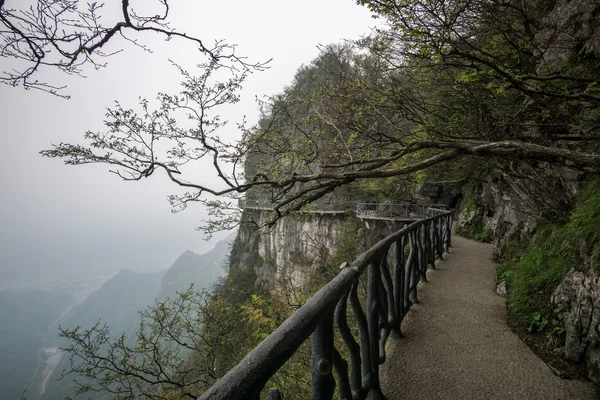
[380,235,598,400]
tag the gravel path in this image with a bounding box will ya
[379,235,598,400]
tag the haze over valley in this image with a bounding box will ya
[0,234,234,400]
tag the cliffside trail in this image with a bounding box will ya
[380,236,598,399]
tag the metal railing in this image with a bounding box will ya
[240,199,447,219]
[239,198,359,213]
[198,207,452,400]
[355,203,447,219]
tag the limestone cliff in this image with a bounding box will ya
[456,164,583,254]
[230,210,351,291]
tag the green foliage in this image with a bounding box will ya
[455,186,494,243]
[568,175,600,269]
[505,223,573,328]
[455,220,493,243]
[461,186,478,213]
[328,216,364,269]
[497,236,530,282]
[241,294,312,398]
[499,175,600,342]
[473,227,494,243]
[59,287,233,398]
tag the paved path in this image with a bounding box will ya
[379,235,598,400]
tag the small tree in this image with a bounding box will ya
[58,287,247,399]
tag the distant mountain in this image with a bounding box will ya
[36,269,165,400]
[37,233,235,400]
[158,233,234,300]
[60,269,165,338]
[0,290,73,400]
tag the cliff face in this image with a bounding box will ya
[456,170,600,383]
[232,210,351,291]
[457,164,583,254]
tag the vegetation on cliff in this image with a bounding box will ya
[498,174,600,342]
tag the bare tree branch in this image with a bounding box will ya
[0,0,268,97]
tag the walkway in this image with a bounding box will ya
[380,235,598,400]
[241,200,446,221]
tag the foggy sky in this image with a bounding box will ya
[0,0,375,288]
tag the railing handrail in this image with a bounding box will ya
[355,202,446,207]
[240,199,448,217]
[198,209,453,400]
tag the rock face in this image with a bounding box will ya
[457,163,583,255]
[415,182,462,208]
[537,0,600,69]
[234,210,350,291]
[258,212,347,289]
[452,165,600,379]
[463,0,600,379]
[553,269,600,383]
[232,210,395,292]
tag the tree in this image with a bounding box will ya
[0,0,265,97]
[358,0,600,138]
[41,17,600,235]
[59,281,316,399]
[30,2,600,397]
[4,1,597,226]
[59,287,247,399]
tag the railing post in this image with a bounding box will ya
[380,256,396,335]
[366,259,385,399]
[446,214,452,251]
[426,220,435,269]
[393,236,406,334]
[349,281,371,395]
[311,310,335,400]
[416,225,427,283]
[434,218,444,260]
[335,287,361,400]
[407,232,419,305]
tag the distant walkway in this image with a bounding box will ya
[380,235,598,400]
[241,200,446,221]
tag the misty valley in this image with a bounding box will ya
[0,235,233,400]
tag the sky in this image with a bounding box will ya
[0,0,375,290]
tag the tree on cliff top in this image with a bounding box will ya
[36,0,600,236]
